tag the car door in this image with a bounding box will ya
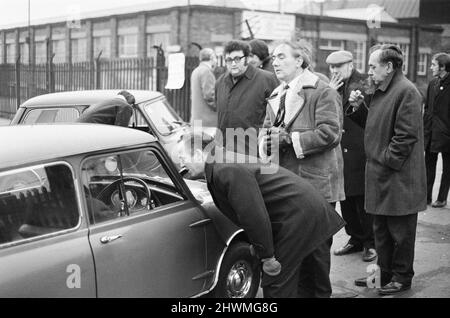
[0,162,96,297]
[82,148,207,297]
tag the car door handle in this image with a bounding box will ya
[100,235,123,244]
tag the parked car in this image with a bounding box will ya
[0,124,260,298]
[10,90,216,157]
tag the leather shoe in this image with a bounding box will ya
[362,247,377,262]
[432,200,447,208]
[378,281,411,295]
[354,277,368,287]
[334,243,363,256]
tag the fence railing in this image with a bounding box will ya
[0,55,207,121]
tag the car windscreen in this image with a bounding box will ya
[21,107,82,124]
[142,99,185,136]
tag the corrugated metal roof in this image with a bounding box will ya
[324,0,420,18]
[325,7,398,23]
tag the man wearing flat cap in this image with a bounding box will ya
[326,50,377,263]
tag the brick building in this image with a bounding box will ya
[0,0,444,93]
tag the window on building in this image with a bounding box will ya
[146,32,170,60]
[417,53,428,76]
[93,36,111,59]
[319,39,344,51]
[20,42,29,64]
[0,43,4,64]
[35,41,47,64]
[6,43,16,64]
[52,40,66,63]
[71,38,87,62]
[354,41,366,73]
[118,34,138,58]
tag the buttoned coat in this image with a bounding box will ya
[260,69,345,203]
[339,69,370,196]
[216,64,279,155]
[205,160,345,287]
[349,70,427,215]
[423,73,450,153]
[190,62,217,127]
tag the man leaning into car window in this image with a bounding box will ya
[77,90,135,127]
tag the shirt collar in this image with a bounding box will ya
[200,61,212,69]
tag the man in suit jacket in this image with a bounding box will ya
[326,50,376,262]
[190,48,218,127]
[174,132,345,298]
[424,52,450,208]
[77,90,134,127]
[348,45,426,295]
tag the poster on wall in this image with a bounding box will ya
[165,53,185,89]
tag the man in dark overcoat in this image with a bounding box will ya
[348,45,426,296]
[326,50,376,262]
[424,52,450,208]
[77,90,135,127]
[216,40,278,157]
[175,132,345,298]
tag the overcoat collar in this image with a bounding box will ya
[267,69,319,127]
[377,69,403,93]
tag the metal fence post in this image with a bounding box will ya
[15,55,21,109]
[95,51,102,89]
[153,45,165,92]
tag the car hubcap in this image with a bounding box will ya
[226,260,253,298]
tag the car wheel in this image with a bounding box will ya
[212,241,261,298]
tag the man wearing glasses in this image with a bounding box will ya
[216,40,278,156]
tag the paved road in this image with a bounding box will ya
[257,157,450,298]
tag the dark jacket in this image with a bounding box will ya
[260,69,345,203]
[77,97,133,127]
[340,69,370,196]
[216,64,278,155]
[205,160,345,287]
[349,70,427,216]
[423,73,450,153]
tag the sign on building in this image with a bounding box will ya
[165,53,185,90]
[241,11,296,41]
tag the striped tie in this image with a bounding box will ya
[273,85,289,128]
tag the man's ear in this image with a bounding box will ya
[296,57,303,68]
[386,61,394,74]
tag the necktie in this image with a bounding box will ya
[273,85,289,128]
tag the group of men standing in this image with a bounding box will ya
[186,38,448,298]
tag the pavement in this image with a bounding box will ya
[330,156,450,298]
[256,156,450,298]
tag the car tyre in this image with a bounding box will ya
[212,241,261,298]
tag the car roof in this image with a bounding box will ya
[20,90,163,108]
[0,124,157,170]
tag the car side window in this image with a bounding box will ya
[22,108,80,124]
[0,164,80,246]
[82,149,185,225]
